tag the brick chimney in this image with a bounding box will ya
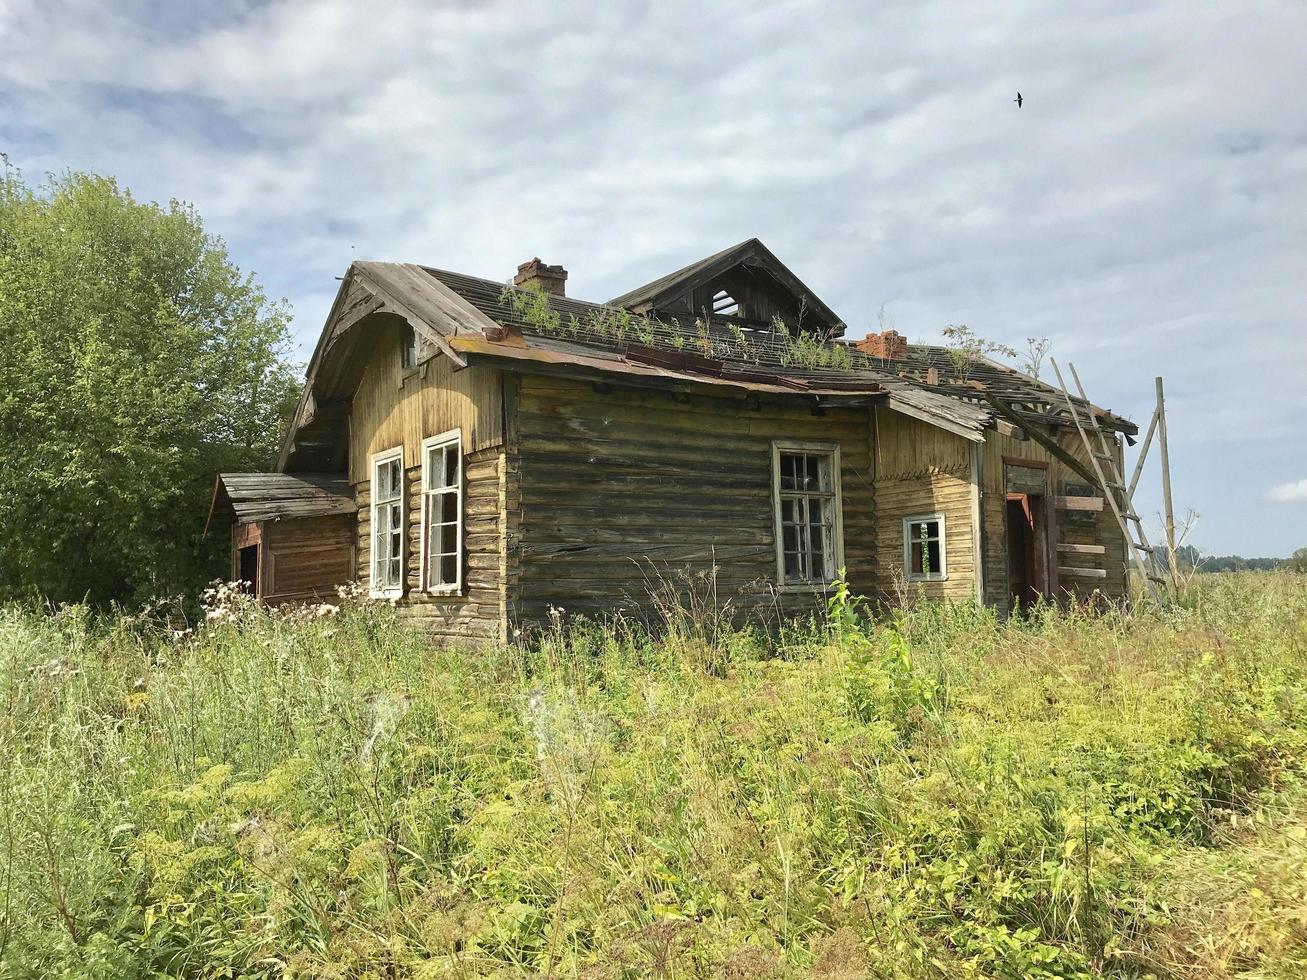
[854,329,908,360]
[513,257,567,297]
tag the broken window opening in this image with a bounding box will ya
[773,443,843,586]
[903,514,947,581]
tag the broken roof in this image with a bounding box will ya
[279,242,1135,471]
[608,237,847,337]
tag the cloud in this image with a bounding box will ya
[1,0,1305,555]
[1269,480,1307,504]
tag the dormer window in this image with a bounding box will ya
[712,289,739,317]
[400,324,418,372]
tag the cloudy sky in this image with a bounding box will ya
[2,0,1304,556]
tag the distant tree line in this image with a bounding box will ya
[1169,545,1307,574]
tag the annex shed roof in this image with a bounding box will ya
[205,473,356,534]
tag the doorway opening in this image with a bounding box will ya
[1006,492,1048,612]
[238,545,259,596]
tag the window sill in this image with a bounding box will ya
[776,582,837,594]
[904,575,950,583]
[370,589,404,601]
[424,587,466,598]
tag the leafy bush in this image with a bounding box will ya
[1,575,1304,978]
[0,166,300,604]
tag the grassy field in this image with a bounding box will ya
[1,576,1304,979]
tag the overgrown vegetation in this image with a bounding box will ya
[0,164,301,605]
[498,285,854,371]
[2,575,1305,978]
[940,325,1018,382]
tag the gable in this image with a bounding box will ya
[609,238,846,338]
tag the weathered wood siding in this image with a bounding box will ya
[355,446,505,643]
[348,321,503,485]
[506,375,876,625]
[870,408,978,603]
[348,338,506,644]
[979,428,1128,614]
[263,515,354,604]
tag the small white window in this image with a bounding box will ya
[772,441,843,587]
[400,324,418,373]
[903,514,947,581]
[420,430,463,593]
[370,447,405,597]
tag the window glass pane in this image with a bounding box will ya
[781,497,798,524]
[910,536,925,574]
[439,492,457,523]
[444,447,459,487]
[782,524,798,552]
[804,455,820,490]
[779,454,797,491]
[440,553,457,585]
[784,551,802,581]
[927,540,941,575]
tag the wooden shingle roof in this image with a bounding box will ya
[205,473,356,534]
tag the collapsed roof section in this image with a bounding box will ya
[608,238,847,339]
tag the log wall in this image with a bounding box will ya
[348,339,507,644]
[506,375,876,626]
[354,446,505,643]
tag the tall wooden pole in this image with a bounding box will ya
[1155,376,1178,587]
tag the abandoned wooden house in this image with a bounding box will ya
[206,238,1139,643]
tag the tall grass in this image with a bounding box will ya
[0,575,1304,978]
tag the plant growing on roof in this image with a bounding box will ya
[499,281,560,335]
[941,324,1017,382]
[1022,336,1052,379]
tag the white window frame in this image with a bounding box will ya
[770,440,845,591]
[902,512,948,582]
[419,429,464,595]
[369,446,406,599]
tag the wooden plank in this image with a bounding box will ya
[1058,566,1107,579]
[1057,543,1106,555]
[1056,495,1104,512]
[987,395,1100,487]
[1002,455,1048,469]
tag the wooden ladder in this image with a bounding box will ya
[1050,358,1165,601]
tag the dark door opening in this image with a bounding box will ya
[238,545,259,596]
[1006,493,1048,612]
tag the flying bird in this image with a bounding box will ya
[1014,92,1023,108]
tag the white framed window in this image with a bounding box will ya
[903,513,947,581]
[420,429,463,594]
[370,447,405,598]
[771,441,844,588]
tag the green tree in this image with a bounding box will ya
[0,166,300,604]
[1289,548,1307,573]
